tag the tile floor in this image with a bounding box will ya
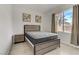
[10,42,79,55]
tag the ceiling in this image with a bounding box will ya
[13,4,73,13]
[24,4,60,13]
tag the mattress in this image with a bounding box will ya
[25,32,58,45]
[26,32,58,39]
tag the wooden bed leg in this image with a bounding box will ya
[34,45,36,55]
[59,39,60,48]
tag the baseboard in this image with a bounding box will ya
[7,41,13,55]
[8,36,14,55]
[61,42,79,48]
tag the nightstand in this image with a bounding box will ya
[14,34,25,43]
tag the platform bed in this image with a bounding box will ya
[24,25,60,55]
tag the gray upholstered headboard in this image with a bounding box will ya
[24,25,40,33]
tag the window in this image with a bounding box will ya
[55,8,73,33]
[64,9,73,33]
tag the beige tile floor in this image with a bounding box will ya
[10,42,79,55]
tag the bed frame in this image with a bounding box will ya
[24,25,60,55]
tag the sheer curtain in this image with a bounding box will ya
[71,5,79,45]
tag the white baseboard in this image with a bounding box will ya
[61,42,79,48]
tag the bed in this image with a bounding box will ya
[24,25,60,55]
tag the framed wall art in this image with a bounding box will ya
[35,15,42,23]
[23,13,31,22]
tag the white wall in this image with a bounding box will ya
[58,32,71,44]
[43,12,52,32]
[12,5,49,35]
[0,5,12,54]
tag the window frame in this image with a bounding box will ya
[55,8,73,33]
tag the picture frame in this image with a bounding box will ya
[23,13,31,22]
[35,15,42,23]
